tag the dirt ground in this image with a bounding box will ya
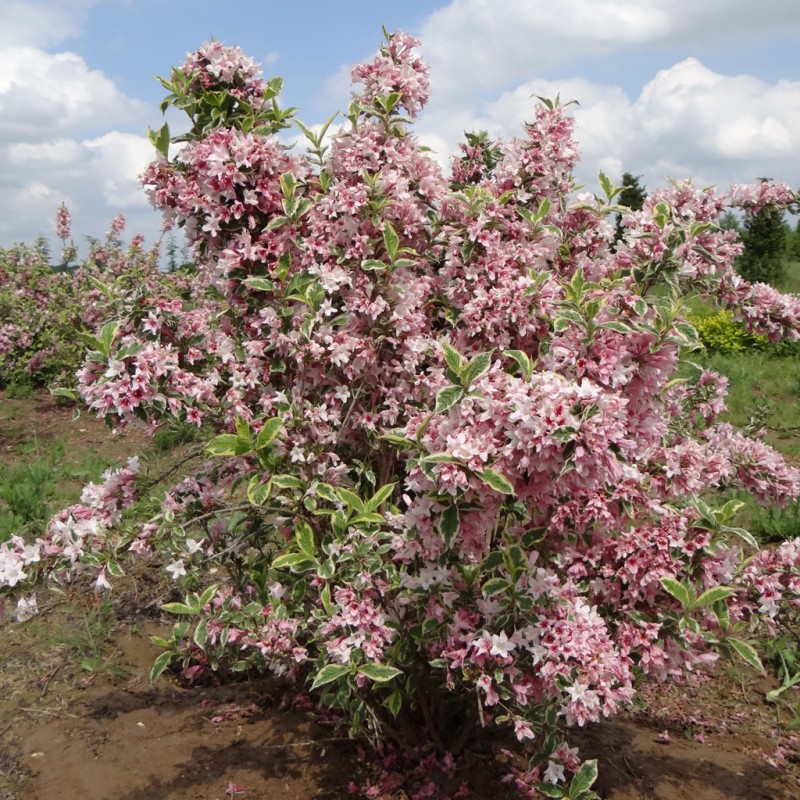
[1,393,799,800]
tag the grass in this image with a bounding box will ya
[693,350,800,462]
[777,259,800,296]
[65,600,127,676]
[23,598,129,677]
[0,439,119,543]
[0,444,64,542]
[688,347,800,543]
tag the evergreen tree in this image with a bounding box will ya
[718,211,743,234]
[614,172,647,244]
[737,182,787,286]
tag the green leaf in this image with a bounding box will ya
[87,274,112,299]
[653,201,670,228]
[50,387,79,402]
[106,560,124,578]
[384,690,403,719]
[206,434,250,456]
[534,196,551,223]
[383,221,400,261]
[275,251,291,281]
[242,277,277,292]
[115,342,143,360]
[440,504,460,547]
[598,171,614,200]
[728,637,765,674]
[477,468,515,495]
[295,520,316,557]
[311,664,351,690]
[172,621,190,642]
[149,651,173,684]
[193,618,209,649]
[659,577,691,610]
[482,577,509,597]
[569,758,599,796]
[462,351,493,387]
[335,487,365,513]
[147,123,170,158]
[247,475,273,506]
[554,309,586,329]
[419,453,461,465]
[695,586,735,607]
[481,551,505,571]
[441,341,464,376]
[198,584,218,608]
[503,349,534,380]
[379,433,416,451]
[256,417,283,449]
[99,320,120,357]
[272,552,317,571]
[160,602,194,615]
[720,525,759,549]
[235,414,251,443]
[366,483,396,512]
[321,583,333,615]
[357,663,403,683]
[350,512,387,526]
[597,320,632,334]
[361,259,387,272]
[314,483,338,503]
[266,215,290,231]
[271,474,304,490]
[435,385,464,414]
[317,559,335,579]
[713,599,731,631]
[535,785,565,799]
[279,171,297,200]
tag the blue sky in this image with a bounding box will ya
[1,0,798,253]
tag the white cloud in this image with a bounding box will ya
[0,130,156,244]
[419,58,800,195]
[0,47,150,142]
[83,131,153,208]
[0,2,162,248]
[9,138,83,166]
[0,0,98,49]
[419,0,800,103]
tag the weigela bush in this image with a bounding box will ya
[4,31,800,797]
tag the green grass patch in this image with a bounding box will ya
[778,259,800,295]
[689,348,800,542]
[694,351,800,461]
[0,443,118,543]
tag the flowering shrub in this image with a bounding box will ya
[5,31,800,797]
[689,309,767,354]
[0,209,190,389]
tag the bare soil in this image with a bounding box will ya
[1,393,799,800]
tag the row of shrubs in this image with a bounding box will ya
[0,224,193,391]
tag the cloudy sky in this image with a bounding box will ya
[1,0,798,253]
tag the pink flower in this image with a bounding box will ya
[55,202,71,240]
